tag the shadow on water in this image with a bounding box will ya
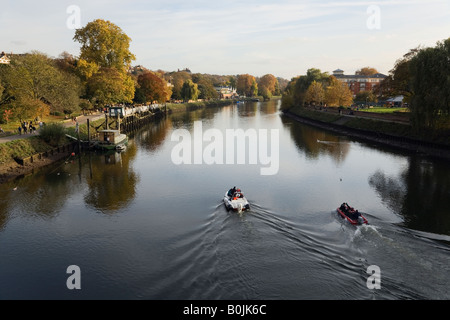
[368,156,450,236]
[281,115,351,165]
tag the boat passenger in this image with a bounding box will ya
[228,186,237,197]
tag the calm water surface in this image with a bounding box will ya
[0,100,449,300]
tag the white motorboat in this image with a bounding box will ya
[223,188,250,213]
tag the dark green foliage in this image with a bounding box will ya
[39,123,67,146]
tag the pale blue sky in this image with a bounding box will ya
[1,0,449,79]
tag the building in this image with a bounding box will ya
[332,69,386,96]
[0,52,10,64]
[214,86,238,99]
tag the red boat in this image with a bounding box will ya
[337,203,368,225]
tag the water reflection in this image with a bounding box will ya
[259,100,279,115]
[369,157,450,235]
[136,117,172,153]
[282,116,350,164]
[237,102,258,117]
[84,143,139,214]
[0,162,79,221]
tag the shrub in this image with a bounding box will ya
[39,123,67,146]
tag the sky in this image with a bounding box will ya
[1,0,449,80]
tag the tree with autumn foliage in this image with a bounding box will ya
[136,72,172,104]
[73,19,135,71]
[305,81,325,105]
[73,19,136,107]
[325,76,353,107]
[258,74,279,100]
[0,52,81,121]
[356,67,379,76]
[237,74,258,97]
[281,68,330,109]
[86,68,135,107]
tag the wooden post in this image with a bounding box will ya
[105,114,109,130]
[87,119,90,144]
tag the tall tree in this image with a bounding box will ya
[292,68,330,107]
[180,79,199,102]
[236,74,257,97]
[73,19,135,72]
[169,71,192,100]
[325,76,353,107]
[378,47,420,101]
[194,75,218,100]
[409,38,450,129]
[258,74,278,100]
[87,67,135,107]
[305,81,325,105]
[137,71,171,104]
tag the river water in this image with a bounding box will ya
[0,100,449,300]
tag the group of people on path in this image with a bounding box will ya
[18,120,43,135]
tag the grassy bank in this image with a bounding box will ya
[0,136,65,164]
[287,106,450,146]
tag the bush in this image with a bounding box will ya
[39,123,67,146]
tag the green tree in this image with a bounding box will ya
[409,38,450,130]
[196,77,218,100]
[169,71,192,100]
[227,76,236,90]
[250,79,258,97]
[292,68,330,107]
[0,52,81,120]
[355,91,377,105]
[180,79,199,102]
[73,19,135,72]
[378,47,420,101]
[87,67,135,107]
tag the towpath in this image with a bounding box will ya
[0,113,105,144]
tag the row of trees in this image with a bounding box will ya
[281,68,354,109]
[282,37,449,131]
[0,18,288,124]
[377,38,450,129]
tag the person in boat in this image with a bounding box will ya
[340,203,350,212]
[340,203,361,220]
[228,186,237,198]
[232,189,244,200]
[350,210,361,220]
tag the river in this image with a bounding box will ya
[0,100,449,300]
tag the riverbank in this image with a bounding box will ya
[0,100,238,185]
[282,106,450,160]
[0,139,76,185]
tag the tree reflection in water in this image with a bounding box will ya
[84,142,139,213]
[369,157,450,235]
[282,116,350,165]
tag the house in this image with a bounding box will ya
[0,52,10,64]
[214,86,238,99]
[332,69,387,96]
